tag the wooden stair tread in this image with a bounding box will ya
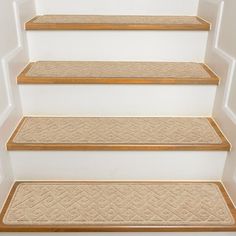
[7,117,230,151]
[25,15,210,30]
[0,181,235,232]
[18,61,219,85]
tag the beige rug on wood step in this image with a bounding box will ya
[12,117,222,144]
[26,61,211,79]
[32,15,202,25]
[3,182,234,226]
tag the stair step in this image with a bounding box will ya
[18,61,219,85]
[7,117,230,151]
[25,15,210,30]
[0,181,235,232]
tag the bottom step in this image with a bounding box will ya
[0,181,235,232]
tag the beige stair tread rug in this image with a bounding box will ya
[3,182,235,226]
[32,15,204,25]
[25,61,211,79]
[12,117,222,144]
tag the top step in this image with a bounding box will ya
[25,15,210,30]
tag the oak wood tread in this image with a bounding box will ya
[25,15,210,31]
[7,117,230,151]
[0,181,235,232]
[18,61,219,85]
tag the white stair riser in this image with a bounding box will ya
[27,31,208,62]
[35,0,199,15]
[10,151,227,180]
[19,85,216,116]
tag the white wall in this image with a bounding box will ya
[0,0,35,209]
[218,0,236,119]
[0,0,17,116]
[218,0,236,58]
[198,0,236,206]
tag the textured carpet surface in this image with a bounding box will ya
[3,182,234,226]
[26,62,211,79]
[13,117,221,144]
[33,15,202,25]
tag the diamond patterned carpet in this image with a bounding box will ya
[33,15,202,25]
[12,117,222,144]
[26,61,211,79]
[3,182,234,226]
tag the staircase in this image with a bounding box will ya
[0,0,236,234]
